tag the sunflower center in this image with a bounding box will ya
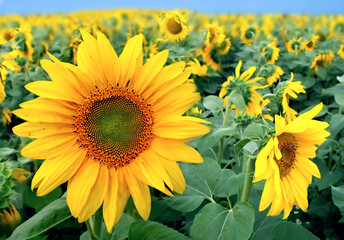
[167,17,183,35]
[275,133,297,178]
[306,41,314,48]
[74,85,154,168]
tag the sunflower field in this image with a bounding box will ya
[1,9,344,240]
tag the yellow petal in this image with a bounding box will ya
[13,122,74,138]
[21,133,77,159]
[150,137,203,163]
[125,169,151,220]
[119,35,143,87]
[77,164,109,222]
[235,60,242,77]
[259,178,274,211]
[96,31,120,86]
[33,146,87,196]
[67,158,100,217]
[159,160,186,194]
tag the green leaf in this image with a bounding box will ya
[197,126,233,154]
[243,141,259,154]
[331,185,344,218]
[328,114,344,138]
[337,75,344,83]
[244,123,264,139]
[128,220,190,240]
[271,222,319,240]
[334,91,344,107]
[213,169,245,198]
[228,88,246,112]
[203,96,224,114]
[190,202,255,240]
[8,195,72,240]
[234,138,251,156]
[24,187,63,212]
[0,148,17,158]
[315,169,342,191]
[250,213,284,240]
[111,213,136,240]
[165,158,221,212]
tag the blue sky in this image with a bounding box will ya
[0,0,343,15]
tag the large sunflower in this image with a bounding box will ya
[253,103,330,218]
[13,30,210,232]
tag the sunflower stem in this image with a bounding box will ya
[85,219,96,240]
[92,208,103,239]
[218,99,232,164]
[240,155,255,202]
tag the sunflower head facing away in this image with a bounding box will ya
[286,38,302,54]
[160,11,189,43]
[253,103,330,218]
[310,51,335,71]
[13,30,210,233]
[219,60,267,116]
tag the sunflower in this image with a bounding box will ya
[199,45,220,71]
[0,50,19,104]
[1,108,12,125]
[301,35,318,52]
[258,63,284,86]
[14,24,34,61]
[337,44,344,59]
[0,28,15,45]
[13,30,210,233]
[0,203,21,234]
[219,60,266,116]
[253,103,330,218]
[310,51,334,71]
[160,11,188,43]
[186,58,207,76]
[286,38,302,54]
[204,23,225,47]
[262,42,280,64]
[70,35,82,64]
[241,25,258,45]
[280,73,306,123]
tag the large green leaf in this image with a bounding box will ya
[203,96,224,114]
[8,196,72,240]
[190,202,255,240]
[128,220,190,240]
[213,169,245,198]
[197,126,234,154]
[228,88,246,112]
[165,158,221,212]
[0,148,17,158]
[271,222,319,240]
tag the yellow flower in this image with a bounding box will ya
[281,73,306,123]
[13,31,210,233]
[254,103,330,218]
[301,35,319,52]
[1,108,12,125]
[200,45,220,71]
[0,28,15,45]
[205,23,225,47]
[14,24,34,61]
[310,51,335,71]
[70,35,82,65]
[241,25,258,45]
[0,203,21,234]
[286,38,302,54]
[337,44,344,59]
[186,58,207,76]
[262,42,280,64]
[258,63,284,86]
[219,60,266,116]
[0,50,19,103]
[217,38,231,55]
[160,11,189,43]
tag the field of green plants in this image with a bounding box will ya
[1,9,344,240]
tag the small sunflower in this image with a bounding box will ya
[310,51,334,71]
[0,50,19,103]
[337,44,344,59]
[0,203,21,234]
[301,35,318,52]
[186,58,207,76]
[1,108,12,125]
[13,30,210,232]
[262,42,280,64]
[219,60,266,116]
[258,63,284,86]
[241,25,258,45]
[253,103,330,218]
[0,28,15,45]
[286,38,302,54]
[160,11,188,43]
[217,38,231,55]
[200,45,220,71]
[14,24,34,61]
[280,73,306,123]
[204,23,225,47]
